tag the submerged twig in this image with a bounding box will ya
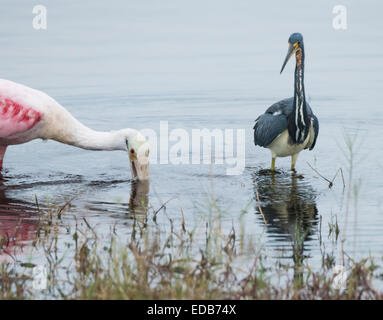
[254,184,267,224]
[57,196,76,219]
[153,197,175,219]
[82,217,98,239]
[331,168,346,189]
[307,162,345,189]
[34,195,40,212]
[306,162,333,187]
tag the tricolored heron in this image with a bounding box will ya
[253,33,319,172]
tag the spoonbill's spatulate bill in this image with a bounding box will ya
[253,33,319,172]
[0,79,150,180]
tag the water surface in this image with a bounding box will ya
[1,0,383,287]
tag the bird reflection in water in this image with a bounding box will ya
[0,174,40,263]
[0,174,150,263]
[252,171,319,282]
[128,180,150,216]
[84,179,150,218]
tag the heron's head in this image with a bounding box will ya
[280,33,304,74]
[122,130,150,181]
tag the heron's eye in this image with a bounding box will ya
[130,149,135,154]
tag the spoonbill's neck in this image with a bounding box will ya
[46,107,136,151]
[63,126,135,151]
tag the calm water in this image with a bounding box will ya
[1,0,383,287]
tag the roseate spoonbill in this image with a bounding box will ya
[0,79,150,180]
[253,33,319,172]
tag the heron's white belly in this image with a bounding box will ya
[267,129,310,158]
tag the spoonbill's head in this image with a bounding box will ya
[124,131,150,181]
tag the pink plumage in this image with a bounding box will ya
[0,97,41,137]
[0,79,46,168]
[0,79,150,180]
[0,79,45,139]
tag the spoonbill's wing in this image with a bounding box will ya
[0,79,42,138]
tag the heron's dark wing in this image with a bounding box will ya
[308,114,319,150]
[264,97,294,116]
[253,98,293,148]
[253,113,288,147]
[303,102,319,150]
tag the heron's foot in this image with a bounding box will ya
[257,169,281,175]
[291,171,304,179]
[257,169,270,175]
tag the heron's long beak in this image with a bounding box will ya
[280,43,296,74]
[130,153,150,181]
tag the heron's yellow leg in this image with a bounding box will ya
[291,153,299,171]
[271,158,276,172]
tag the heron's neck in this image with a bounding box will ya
[294,48,305,106]
[290,47,309,143]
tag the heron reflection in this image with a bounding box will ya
[252,171,319,280]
